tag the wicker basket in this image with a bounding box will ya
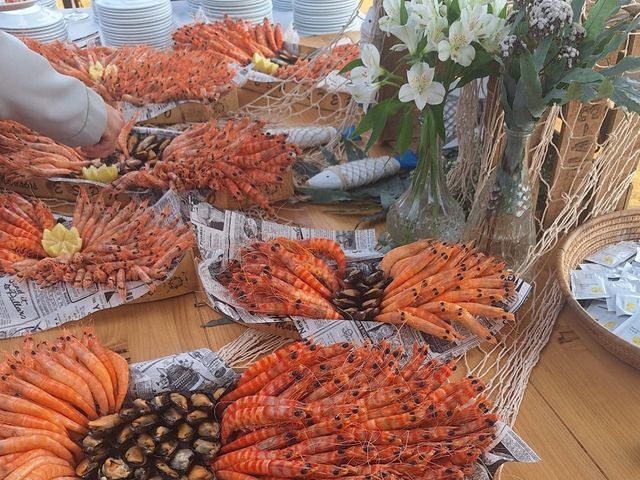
[557,209,640,370]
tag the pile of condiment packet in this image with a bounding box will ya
[570,240,640,348]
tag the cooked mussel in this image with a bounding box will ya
[88,414,123,438]
[89,444,112,462]
[189,393,213,410]
[192,439,220,460]
[170,449,195,472]
[75,458,100,479]
[151,393,170,412]
[133,399,154,415]
[131,414,159,433]
[169,393,189,414]
[163,407,183,427]
[151,425,172,442]
[100,457,133,480]
[187,465,214,480]
[132,466,152,480]
[136,433,156,455]
[185,409,208,426]
[125,445,147,467]
[196,422,219,439]
[157,438,178,459]
[366,270,385,284]
[119,406,140,422]
[155,460,180,479]
[176,423,195,444]
[82,434,105,454]
[115,425,135,446]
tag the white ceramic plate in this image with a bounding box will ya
[0,1,37,13]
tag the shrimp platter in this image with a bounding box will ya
[216,237,347,320]
[0,331,129,479]
[0,189,193,299]
[114,118,300,213]
[375,240,517,345]
[215,340,498,479]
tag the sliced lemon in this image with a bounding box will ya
[89,60,104,82]
[82,164,119,183]
[42,224,83,258]
[252,52,279,75]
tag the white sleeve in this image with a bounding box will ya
[0,32,107,147]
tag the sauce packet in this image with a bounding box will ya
[620,262,640,281]
[613,310,640,348]
[570,270,608,300]
[615,292,640,316]
[579,263,620,279]
[585,301,629,331]
[585,241,638,268]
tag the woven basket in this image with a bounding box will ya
[557,209,640,370]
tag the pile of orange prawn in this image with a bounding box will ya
[1,189,194,299]
[217,238,347,320]
[173,17,285,65]
[275,44,360,82]
[24,40,235,106]
[0,192,56,273]
[114,118,299,213]
[214,340,498,480]
[376,240,516,344]
[0,330,129,480]
[0,121,91,182]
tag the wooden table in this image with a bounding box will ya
[1,205,638,480]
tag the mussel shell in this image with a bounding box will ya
[189,393,213,411]
[192,439,221,460]
[81,434,105,454]
[136,433,156,455]
[196,422,220,439]
[100,457,133,480]
[131,414,159,433]
[151,393,170,412]
[352,311,367,321]
[176,423,195,444]
[156,438,178,459]
[88,444,112,462]
[363,307,380,320]
[366,270,385,284]
[119,407,140,422]
[210,387,226,401]
[333,297,358,309]
[362,298,381,309]
[187,465,214,480]
[162,407,183,427]
[115,425,135,446]
[363,288,384,301]
[338,289,360,300]
[155,460,180,479]
[372,277,392,290]
[151,425,172,442]
[133,399,154,415]
[88,414,123,438]
[132,467,152,480]
[75,458,100,479]
[125,445,147,467]
[185,409,209,426]
[169,393,189,414]
[345,268,364,283]
[170,449,195,472]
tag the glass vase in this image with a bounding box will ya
[387,137,465,245]
[463,126,536,269]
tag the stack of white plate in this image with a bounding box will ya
[272,0,292,11]
[0,5,68,43]
[294,0,361,35]
[36,0,57,10]
[201,0,272,24]
[186,0,201,16]
[95,0,174,49]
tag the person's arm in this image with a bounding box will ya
[0,32,107,147]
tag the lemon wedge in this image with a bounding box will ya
[89,61,104,82]
[252,52,279,76]
[42,224,82,258]
[82,164,119,183]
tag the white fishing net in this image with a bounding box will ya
[223,0,640,431]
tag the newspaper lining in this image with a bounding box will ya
[0,191,186,338]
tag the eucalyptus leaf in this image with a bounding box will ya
[584,0,619,40]
[597,77,614,99]
[571,0,586,19]
[559,68,605,84]
[534,37,552,72]
[565,81,582,101]
[611,77,640,114]
[513,78,534,130]
[520,51,542,97]
[601,56,640,77]
[339,58,364,74]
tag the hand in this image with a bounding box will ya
[82,104,124,158]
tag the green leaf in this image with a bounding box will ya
[447,0,461,23]
[566,81,582,101]
[430,103,446,141]
[584,0,619,40]
[534,37,552,72]
[500,81,514,126]
[364,100,404,152]
[571,0,586,20]
[400,0,408,25]
[395,109,414,157]
[520,51,542,98]
[339,58,363,75]
[560,68,605,84]
[579,82,601,102]
[353,99,392,137]
[513,78,535,130]
[601,57,640,77]
[597,77,614,98]
[610,77,640,114]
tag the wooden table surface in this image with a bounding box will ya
[1,204,638,480]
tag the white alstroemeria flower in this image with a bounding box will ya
[460,5,490,40]
[479,18,509,53]
[379,0,404,32]
[411,0,446,25]
[347,79,379,112]
[438,21,476,67]
[398,62,446,110]
[361,43,384,80]
[389,15,425,55]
